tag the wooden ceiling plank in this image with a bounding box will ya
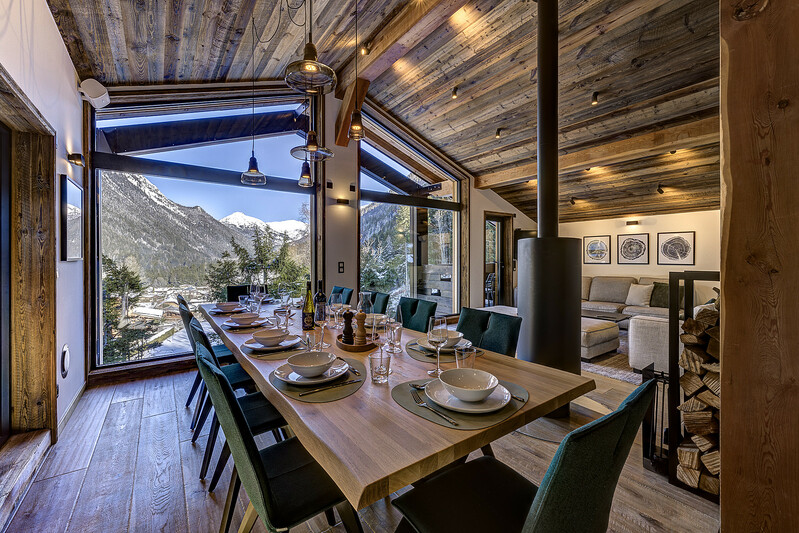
[475,118,719,189]
[334,78,370,148]
[46,0,95,80]
[58,0,120,84]
[336,0,471,97]
[211,0,258,80]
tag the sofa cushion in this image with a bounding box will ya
[588,276,636,303]
[581,277,592,300]
[582,301,626,313]
[638,277,668,285]
[650,282,685,309]
[625,284,655,306]
[623,305,669,318]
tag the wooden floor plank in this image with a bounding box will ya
[6,469,85,532]
[66,399,143,533]
[173,371,208,443]
[130,412,188,532]
[111,379,146,404]
[142,374,175,418]
[36,385,115,481]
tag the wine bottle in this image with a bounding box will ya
[313,280,327,324]
[301,281,315,331]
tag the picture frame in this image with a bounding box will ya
[657,231,695,265]
[583,235,611,264]
[618,233,649,265]
[60,174,83,261]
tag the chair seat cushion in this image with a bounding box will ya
[580,318,619,347]
[392,456,538,533]
[581,301,626,313]
[260,438,344,529]
[220,363,254,389]
[213,343,235,363]
[238,392,286,434]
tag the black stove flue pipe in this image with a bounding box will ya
[516,0,582,418]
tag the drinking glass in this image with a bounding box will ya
[427,317,448,377]
[238,295,248,309]
[274,307,290,333]
[314,301,330,348]
[386,318,402,354]
[369,352,391,384]
[455,346,477,369]
[330,293,343,329]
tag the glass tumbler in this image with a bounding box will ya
[369,352,391,384]
[455,346,477,369]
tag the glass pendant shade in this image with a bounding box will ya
[298,160,313,187]
[241,152,266,185]
[349,110,366,141]
[285,41,337,95]
[290,130,333,161]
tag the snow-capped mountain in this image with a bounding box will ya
[220,211,308,240]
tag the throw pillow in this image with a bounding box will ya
[625,283,655,307]
[650,282,685,308]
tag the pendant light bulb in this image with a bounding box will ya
[451,86,458,99]
[591,91,599,106]
[350,110,365,141]
[306,130,319,152]
[284,0,337,94]
[298,159,313,188]
[241,151,267,185]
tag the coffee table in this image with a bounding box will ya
[581,310,629,323]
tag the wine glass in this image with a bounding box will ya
[314,300,330,348]
[427,316,448,377]
[329,293,343,329]
[386,318,402,354]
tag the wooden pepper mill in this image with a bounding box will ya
[342,310,354,345]
[354,309,367,345]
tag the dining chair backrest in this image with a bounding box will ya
[522,379,657,533]
[188,318,221,368]
[195,345,278,531]
[178,303,197,354]
[369,291,390,315]
[456,307,491,345]
[397,297,438,333]
[227,285,249,303]
[176,293,189,309]
[480,312,523,357]
[329,286,354,305]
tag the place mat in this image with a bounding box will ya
[404,341,483,364]
[268,357,366,403]
[391,379,528,431]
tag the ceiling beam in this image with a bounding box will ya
[475,117,720,189]
[336,0,470,98]
[100,110,307,155]
[334,78,370,148]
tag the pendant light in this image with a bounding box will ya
[349,0,366,141]
[290,128,333,161]
[284,0,336,95]
[241,17,266,185]
[298,156,313,187]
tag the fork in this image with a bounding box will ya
[410,388,459,425]
[337,356,360,376]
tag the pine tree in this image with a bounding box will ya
[205,251,241,301]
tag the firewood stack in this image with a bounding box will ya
[676,306,721,496]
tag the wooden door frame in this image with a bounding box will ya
[483,211,514,307]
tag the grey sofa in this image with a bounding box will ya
[581,276,679,329]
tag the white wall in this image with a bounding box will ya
[560,210,721,301]
[0,0,86,424]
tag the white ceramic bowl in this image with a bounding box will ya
[441,330,464,348]
[252,328,289,347]
[287,351,336,378]
[216,302,239,312]
[439,368,499,402]
[230,312,259,325]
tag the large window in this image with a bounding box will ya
[94,101,313,366]
[359,141,460,315]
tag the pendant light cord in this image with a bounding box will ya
[251,17,256,154]
[355,0,358,110]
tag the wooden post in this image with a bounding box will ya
[720,0,799,529]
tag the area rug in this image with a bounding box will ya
[580,331,641,385]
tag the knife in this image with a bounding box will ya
[298,379,362,397]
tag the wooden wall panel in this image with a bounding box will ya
[10,132,57,436]
[720,0,799,529]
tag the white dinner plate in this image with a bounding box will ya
[242,335,301,353]
[273,358,349,386]
[210,306,246,314]
[416,338,472,354]
[424,378,511,414]
[222,318,271,329]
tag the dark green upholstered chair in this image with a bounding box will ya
[329,286,355,305]
[188,319,255,442]
[368,291,390,315]
[392,380,657,533]
[456,307,491,345]
[177,301,235,423]
[397,297,438,333]
[226,284,250,303]
[481,312,523,357]
[195,346,363,533]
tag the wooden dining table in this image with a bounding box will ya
[199,304,596,510]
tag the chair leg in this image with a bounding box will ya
[220,467,240,533]
[193,395,213,443]
[200,414,220,479]
[324,508,337,526]
[190,383,206,430]
[237,502,258,533]
[185,371,202,408]
[209,442,231,493]
[335,502,364,533]
[480,443,495,457]
[271,429,282,442]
